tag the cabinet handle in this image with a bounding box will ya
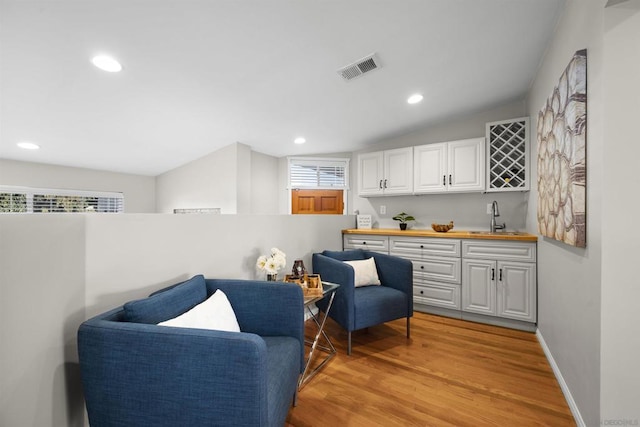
[420,266,424,270]
[443,175,446,185]
[420,290,424,295]
[384,179,388,188]
[379,180,383,189]
[499,269,503,281]
[449,174,452,185]
[362,241,367,245]
[420,245,424,249]
[491,268,495,281]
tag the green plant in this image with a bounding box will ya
[392,212,415,224]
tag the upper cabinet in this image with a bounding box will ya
[358,147,413,197]
[414,138,485,194]
[486,117,530,192]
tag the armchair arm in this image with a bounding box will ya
[312,253,356,330]
[365,251,413,314]
[78,319,269,426]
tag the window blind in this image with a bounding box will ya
[288,158,350,189]
[0,186,124,213]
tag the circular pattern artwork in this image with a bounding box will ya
[537,49,587,248]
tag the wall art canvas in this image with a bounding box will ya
[537,49,587,248]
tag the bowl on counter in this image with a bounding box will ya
[432,221,454,232]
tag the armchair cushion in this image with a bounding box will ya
[123,274,207,324]
[158,289,240,332]
[344,257,381,287]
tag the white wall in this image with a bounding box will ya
[0,213,353,426]
[0,159,156,213]
[601,1,640,422]
[155,143,239,214]
[525,1,604,425]
[352,101,529,230]
[0,215,87,427]
[155,143,281,214]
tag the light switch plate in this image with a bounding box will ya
[380,205,386,215]
[486,203,492,215]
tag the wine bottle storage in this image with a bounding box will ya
[486,117,529,192]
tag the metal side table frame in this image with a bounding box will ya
[298,281,339,389]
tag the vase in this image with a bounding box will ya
[400,223,407,230]
[266,273,278,281]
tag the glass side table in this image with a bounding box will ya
[299,281,339,389]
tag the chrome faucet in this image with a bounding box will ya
[490,201,506,233]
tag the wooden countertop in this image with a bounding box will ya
[343,228,538,242]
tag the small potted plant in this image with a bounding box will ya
[392,212,415,230]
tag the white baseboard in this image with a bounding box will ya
[536,329,586,427]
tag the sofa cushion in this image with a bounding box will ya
[344,257,381,287]
[158,289,240,332]
[123,275,207,324]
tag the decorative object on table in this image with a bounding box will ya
[284,274,323,297]
[256,247,286,281]
[431,221,454,232]
[392,212,415,230]
[291,259,307,278]
[537,49,587,248]
[356,214,372,229]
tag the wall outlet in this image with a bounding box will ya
[486,203,493,215]
[380,205,386,215]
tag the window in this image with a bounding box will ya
[288,157,350,189]
[0,186,124,213]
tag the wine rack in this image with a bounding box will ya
[486,117,530,192]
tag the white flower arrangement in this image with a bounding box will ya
[256,247,287,275]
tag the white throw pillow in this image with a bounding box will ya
[344,257,381,287]
[158,289,240,332]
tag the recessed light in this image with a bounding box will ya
[91,55,123,72]
[294,137,306,144]
[407,94,424,104]
[17,141,40,150]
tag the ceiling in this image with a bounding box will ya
[0,0,565,176]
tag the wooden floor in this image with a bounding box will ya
[286,312,575,427]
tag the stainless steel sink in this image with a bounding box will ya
[468,231,525,236]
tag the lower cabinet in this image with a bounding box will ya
[461,240,537,325]
[462,259,536,322]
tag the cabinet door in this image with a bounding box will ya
[358,151,384,196]
[496,261,536,322]
[413,143,447,193]
[384,147,413,195]
[462,259,496,315]
[447,138,485,192]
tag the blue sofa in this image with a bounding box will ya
[78,275,304,427]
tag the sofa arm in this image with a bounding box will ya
[206,279,305,371]
[78,319,270,427]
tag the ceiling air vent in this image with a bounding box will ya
[337,53,381,82]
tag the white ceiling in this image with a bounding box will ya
[0,0,565,176]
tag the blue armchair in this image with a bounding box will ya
[312,250,413,355]
[78,276,304,427]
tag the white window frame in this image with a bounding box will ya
[287,157,350,215]
[0,185,125,213]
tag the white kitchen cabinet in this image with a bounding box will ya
[390,236,462,310]
[358,147,413,197]
[343,234,389,254]
[486,117,530,192]
[414,138,485,194]
[462,240,537,323]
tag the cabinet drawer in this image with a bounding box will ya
[390,237,461,258]
[462,240,536,262]
[343,235,389,253]
[412,257,461,284]
[414,280,461,310]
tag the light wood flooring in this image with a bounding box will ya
[286,312,575,427]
